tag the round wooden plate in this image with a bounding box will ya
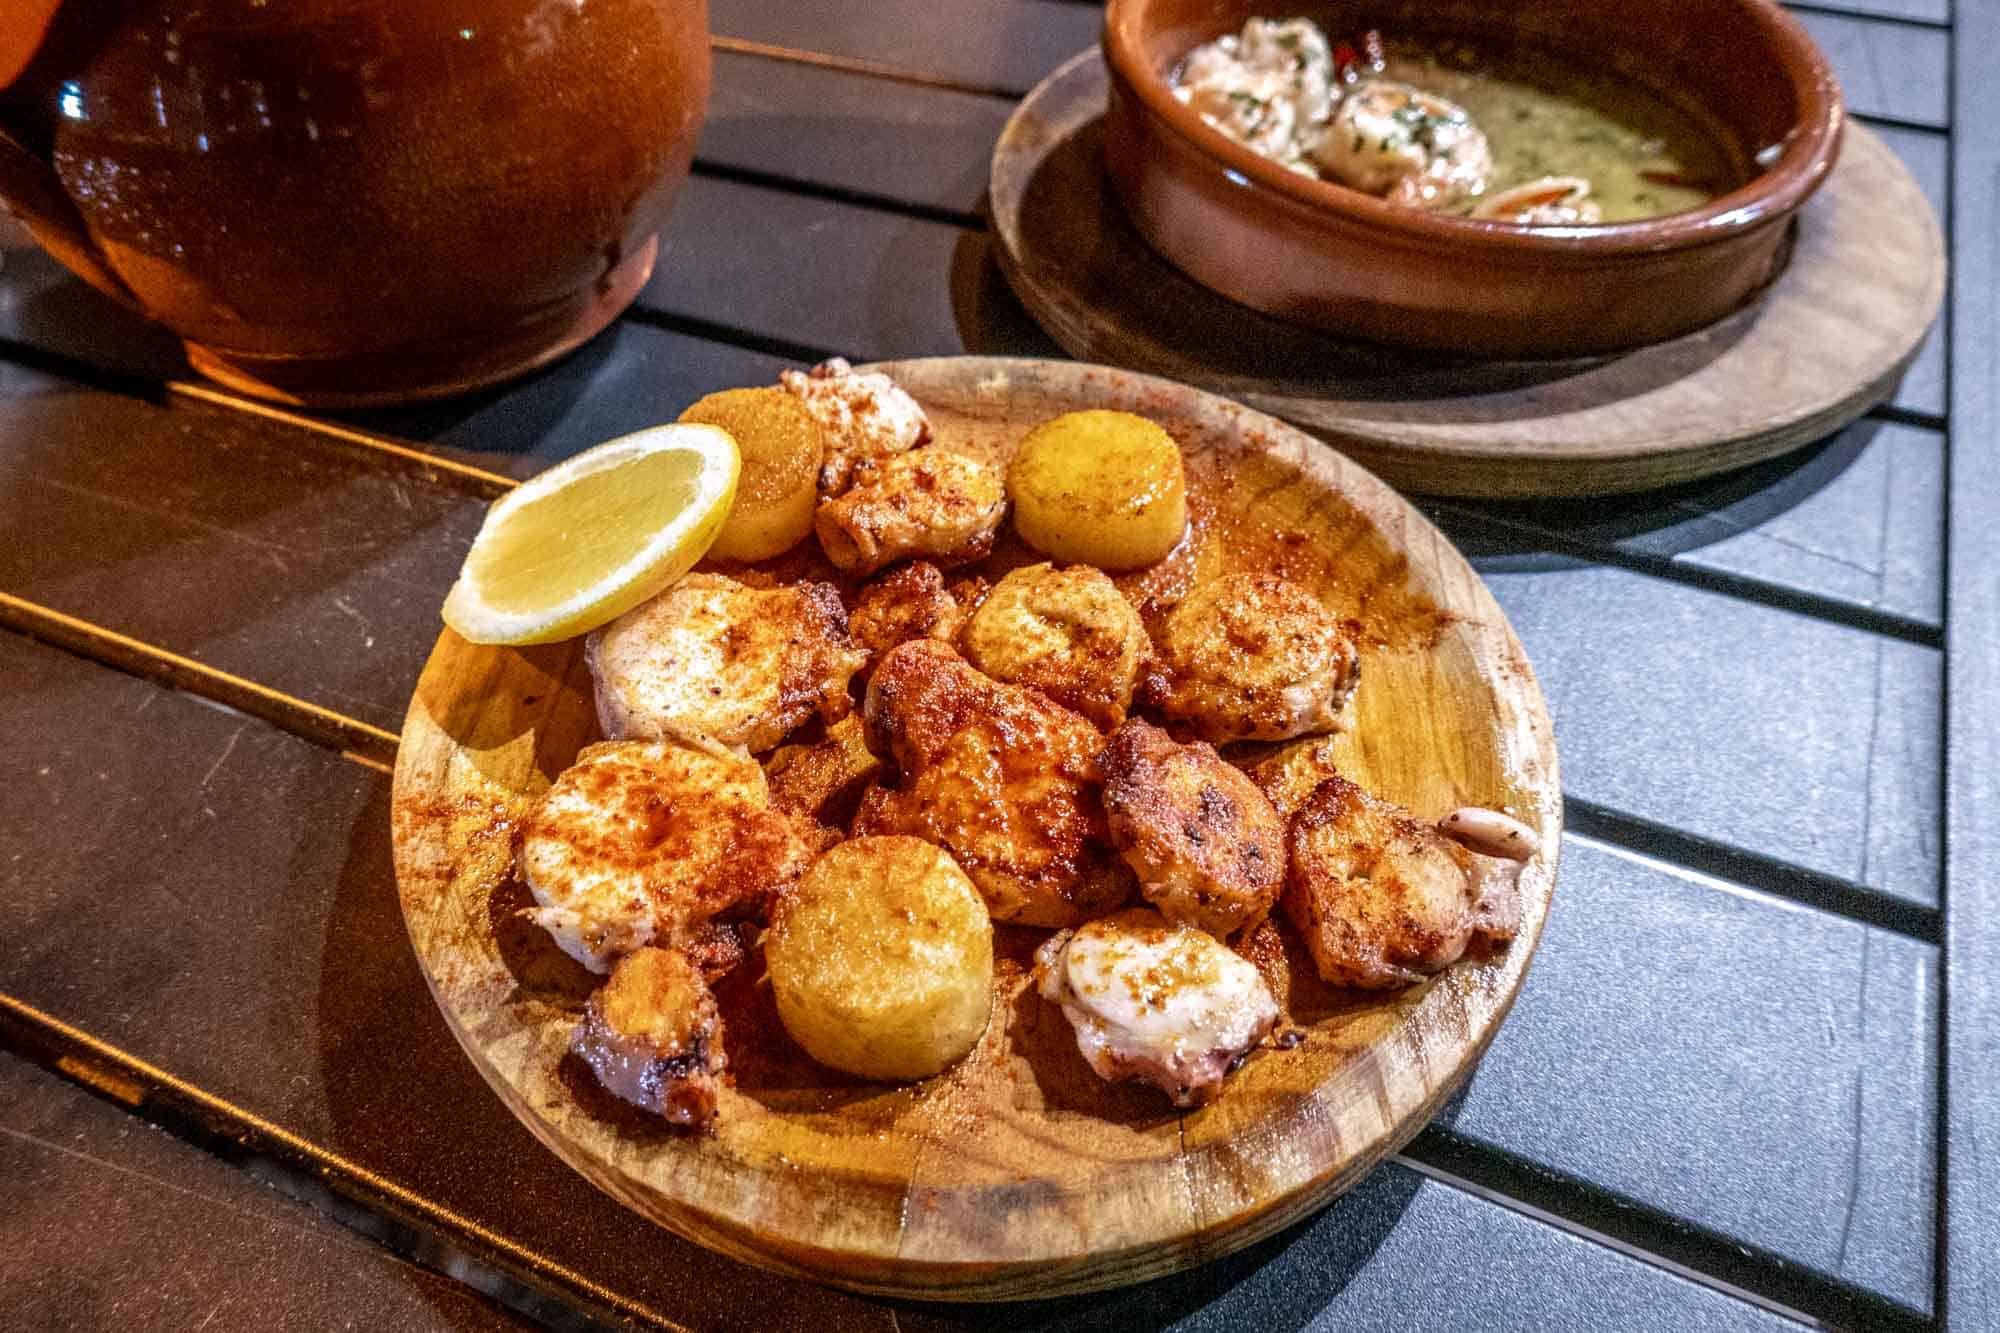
[990,50,1947,499]
[390,357,1561,1300]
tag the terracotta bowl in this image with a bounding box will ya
[0,0,709,407]
[1100,0,1844,358]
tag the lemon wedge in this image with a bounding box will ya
[441,424,740,645]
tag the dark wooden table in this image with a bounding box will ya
[2,2,1993,1328]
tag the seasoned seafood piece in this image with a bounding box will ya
[1099,720,1286,938]
[1284,774,1531,990]
[572,947,726,1129]
[961,563,1153,730]
[1181,61,1299,162]
[1473,175,1601,225]
[855,640,1133,927]
[519,739,812,972]
[1034,908,1280,1107]
[779,356,932,496]
[846,561,978,663]
[587,573,866,754]
[1239,734,1343,821]
[814,450,1007,577]
[1142,573,1359,743]
[1175,17,1339,167]
[679,920,753,982]
[1310,79,1492,208]
[1438,805,1542,861]
[763,714,882,829]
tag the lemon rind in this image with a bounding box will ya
[441,424,741,646]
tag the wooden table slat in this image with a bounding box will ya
[709,0,1101,98]
[1794,11,1951,128]
[0,369,483,734]
[702,51,1009,220]
[0,227,191,382]
[350,320,795,480]
[645,173,972,362]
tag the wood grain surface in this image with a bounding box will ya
[991,51,1947,498]
[390,357,1560,1300]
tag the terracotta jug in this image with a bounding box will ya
[0,0,709,406]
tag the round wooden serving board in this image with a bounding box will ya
[391,357,1561,1300]
[991,50,1947,499]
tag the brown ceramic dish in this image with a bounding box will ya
[0,0,709,407]
[1101,0,1844,357]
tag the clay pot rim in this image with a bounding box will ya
[1100,0,1845,258]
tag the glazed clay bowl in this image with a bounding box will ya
[0,0,709,407]
[1100,0,1843,358]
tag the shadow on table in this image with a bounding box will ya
[0,234,618,486]
[950,229,1068,361]
[0,242,190,383]
[337,328,622,475]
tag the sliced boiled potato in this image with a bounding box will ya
[766,835,994,1080]
[1006,409,1188,571]
[679,386,823,562]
